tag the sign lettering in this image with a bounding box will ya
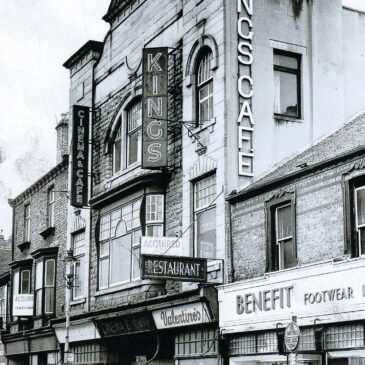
[140,236,184,256]
[142,48,168,168]
[13,294,34,316]
[141,254,207,282]
[237,0,254,177]
[71,105,89,207]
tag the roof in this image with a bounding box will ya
[102,0,129,22]
[229,112,365,201]
[63,40,104,70]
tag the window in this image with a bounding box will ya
[98,194,165,289]
[145,195,164,237]
[13,268,31,295]
[196,48,214,126]
[99,198,143,289]
[0,285,6,319]
[47,187,55,227]
[72,231,85,300]
[194,175,216,259]
[273,50,301,118]
[355,186,365,256]
[35,259,55,316]
[112,99,142,173]
[126,101,142,167]
[267,200,296,271]
[24,204,30,242]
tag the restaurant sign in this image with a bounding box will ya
[142,47,168,168]
[13,294,34,316]
[141,254,207,282]
[71,105,89,207]
[140,236,184,256]
[153,302,211,329]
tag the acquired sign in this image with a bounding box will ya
[152,302,211,329]
[13,294,34,316]
[284,322,300,352]
[140,236,184,256]
[141,254,207,282]
[142,47,168,168]
[71,105,89,207]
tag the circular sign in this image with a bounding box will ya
[284,322,300,352]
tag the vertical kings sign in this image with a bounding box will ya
[142,47,168,168]
[71,105,89,207]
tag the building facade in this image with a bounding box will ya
[2,117,69,365]
[219,113,365,364]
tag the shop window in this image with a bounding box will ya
[47,186,55,227]
[273,50,301,119]
[35,258,56,316]
[194,174,216,259]
[112,99,142,174]
[24,204,30,242]
[266,194,296,272]
[196,47,214,126]
[72,231,85,300]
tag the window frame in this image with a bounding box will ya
[193,174,217,259]
[47,186,55,228]
[0,285,7,320]
[34,257,56,317]
[195,48,214,127]
[72,230,86,300]
[273,49,301,120]
[265,193,297,272]
[112,98,142,174]
[24,203,31,242]
[145,194,165,237]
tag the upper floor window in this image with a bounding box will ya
[354,185,365,256]
[35,258,55,316]
[98,194,164,289]
[273,50,301,119]
[267,200,296,272]
[47,187,55,227]
[194,174,216,259]
[13,268,31,296]
[24,204,30,242]
[113,99,142,174]
[0,285,6,320]
[196,48,214,126]
[72,231,85,300]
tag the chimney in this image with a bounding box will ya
[56,113,69,163]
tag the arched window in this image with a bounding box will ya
[196,48,214,126]
[112,98,142,174]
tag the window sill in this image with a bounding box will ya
[107,163,140,185]
[39,226,55,239]
[70,297,86,306]
[274,115,303,124]
[191,118,216,135]
[95,279,161,297]
[17,241,30,251]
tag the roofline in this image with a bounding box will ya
[342,5,365,14]
[63,40,104,70]
[228,145,365,203]
[8,155,69,207]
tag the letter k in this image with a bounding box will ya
[148,53,163,72]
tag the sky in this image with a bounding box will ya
[0,0,364,238]
[0,0,110,237]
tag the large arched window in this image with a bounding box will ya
[196,48,214,126]
[112,98,142,174]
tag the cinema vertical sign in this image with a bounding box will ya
[142,47,168,168]
[71,105,89,207]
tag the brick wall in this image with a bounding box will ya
[230,155,363,282]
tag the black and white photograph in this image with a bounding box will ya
[1,0,365,364]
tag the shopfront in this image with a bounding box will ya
[218,259,365,365]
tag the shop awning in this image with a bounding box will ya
[328,350,365,358]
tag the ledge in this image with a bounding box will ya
[70,297,86,306]
[39,226,55,239]
[95,279,163,297]
[17,241,30,252]
[274,115,303,124]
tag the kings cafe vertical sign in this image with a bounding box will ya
[71,105,89,207]
[142,47,168,168]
